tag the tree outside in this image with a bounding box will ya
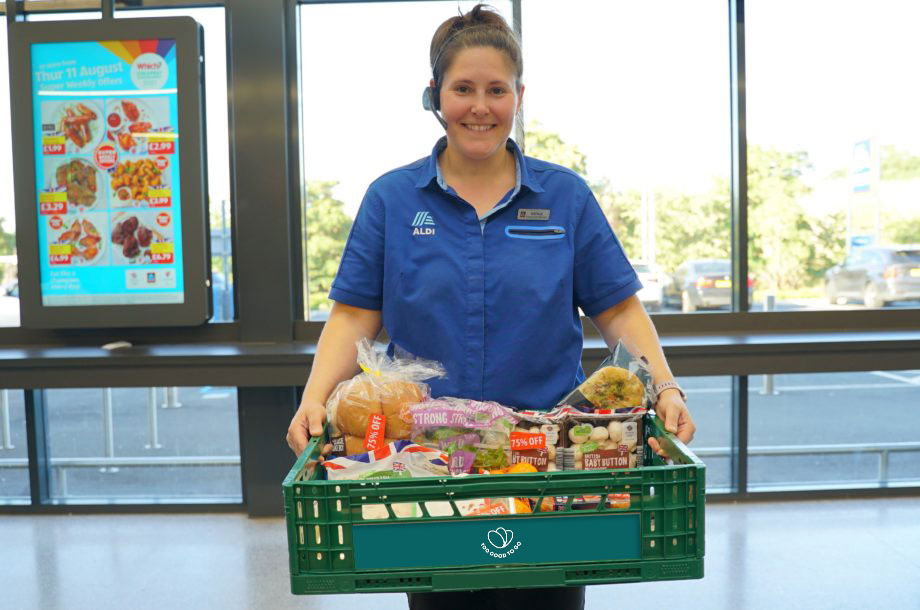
[302,126,920,315]
[304,181,352,315]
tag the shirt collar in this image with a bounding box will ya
[414,136,545,194]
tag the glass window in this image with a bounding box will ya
[0,390,29,504]
[0,23,20,327]
[680,376,731,493]
[523,0,731,315]
[299,1,513,320]
[747,1,920,312]
[748,371,920,491]
[45,386,241,503]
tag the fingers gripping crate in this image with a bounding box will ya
[283,414,705,594]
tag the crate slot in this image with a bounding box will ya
[313,500,319,519]
[314,526,321,544]
[338,525,344,545]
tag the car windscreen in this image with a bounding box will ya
[693,262,730,274]
[633,264,650,273]
[893,250,920,263]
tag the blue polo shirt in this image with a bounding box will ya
[329,138,641,410]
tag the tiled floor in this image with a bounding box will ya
[2,497,919,609]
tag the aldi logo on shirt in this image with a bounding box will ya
[411,211,436,236]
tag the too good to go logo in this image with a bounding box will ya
[481,527,522,558]
[411,211,435,236]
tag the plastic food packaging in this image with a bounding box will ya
[323,440,450,520]
[410,398,518,474]
[559,407,647,471]
[557,340,653,412]
[326,339,445,457]
[508,408,565,472]
[322,440,449,481]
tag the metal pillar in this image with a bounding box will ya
[145,388,163,449]
[1,389,13,450]
[161,387,182,408]
[760,295,779,395]
[100,388,118,473]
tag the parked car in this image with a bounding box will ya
[0,280,20,327]
[633,262,666,311]
[663,259,751,312]
[824,245,920,308]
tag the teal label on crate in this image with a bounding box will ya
[352,512,640,570]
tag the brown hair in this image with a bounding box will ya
[429,4,523,93]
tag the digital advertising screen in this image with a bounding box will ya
[10,18,210,328]
[32,39,183,307]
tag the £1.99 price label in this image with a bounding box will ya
[42,135,66,155]
[510,431,546,451]
[150,242,174,264]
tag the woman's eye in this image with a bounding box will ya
[456,85,471,94]
[490,87,507,95]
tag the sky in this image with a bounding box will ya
[3,0,920,230]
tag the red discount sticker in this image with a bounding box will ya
[510,431,546,451]
[154,155,170,170]
[156,212,171,227]
[364,413,387,451]
[48,216,64,230]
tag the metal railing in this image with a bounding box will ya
[692,442,920,487]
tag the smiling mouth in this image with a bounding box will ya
[462,124,495,132]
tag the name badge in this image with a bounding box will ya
[517,208,550,221]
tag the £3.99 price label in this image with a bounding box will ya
[39,192,68,215]
[147,188,172,207]
[510,431,546,451]
[150,242,174,264]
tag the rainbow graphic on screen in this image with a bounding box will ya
[99,39,176,65]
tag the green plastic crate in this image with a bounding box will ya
[283,414,705,595]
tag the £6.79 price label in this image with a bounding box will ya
[150,242,174,264]
[510,431,546,451]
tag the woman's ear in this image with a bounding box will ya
[516,83,525,114]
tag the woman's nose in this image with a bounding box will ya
[471,93,489,115]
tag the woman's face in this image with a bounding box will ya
[436,45,523,164]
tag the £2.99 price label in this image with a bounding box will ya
[148,138,175,154]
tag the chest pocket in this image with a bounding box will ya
[505,225,566,240]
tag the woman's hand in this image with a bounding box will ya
[286,397,327,457]
[647,388,695,458]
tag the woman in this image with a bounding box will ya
[287,5,695,608]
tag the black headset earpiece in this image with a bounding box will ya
[422,85,447,129]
